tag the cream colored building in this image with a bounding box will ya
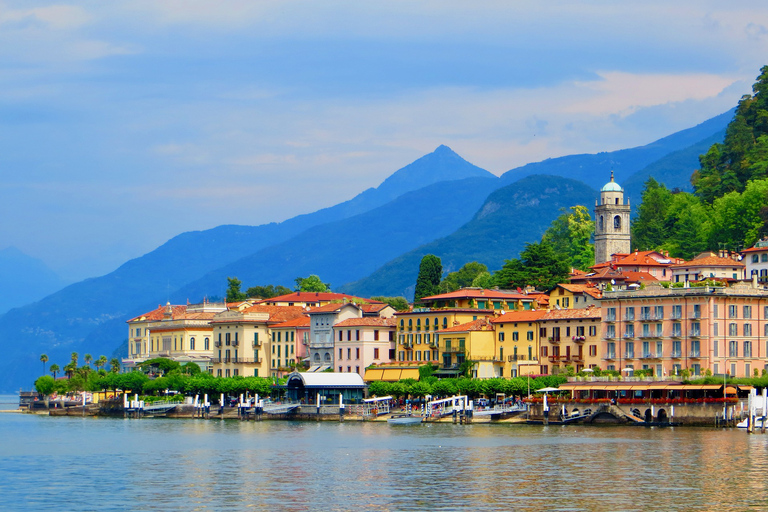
[124,301,227,372]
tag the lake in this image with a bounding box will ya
[1,395,767,511]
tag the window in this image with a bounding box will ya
[763,254,768,262]
[347,348,351,359]
[614,215,621,229]
[714,339,719,357]
[729,341,738,358]
[625,342,634,358]
[654,306,664,319]
[729,305,737,319]
[693,304,701,318]
[541,346,548,357]
[713,304,718,319]
[640,306,651,320]
[744,306,752,319]
[729,323,738,336]
[625,307,635,321]
[691,322,701,336]
[512,331,519,341]
[606,342,616,359]
[589,326,597,337]
[528,330,535,340]
[374,348,379,359]
[606,325,615,338]
[753,254,760,263]
[744,341,752,358]
[606,308,616,322]
[374,330,379,341]
[338,348,343,359]
[672,340,681,357]
[204,337,209,350]
[672,323,681,337]
[713,323,719,336]
[589,345,597,357]
[625,324,634,338]
[744,324,752,337]
[356,348,360,359]
[690,339,700,357]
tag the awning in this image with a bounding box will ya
[381,369,403,381]
[400,369,420,380]
[363,369,384,382]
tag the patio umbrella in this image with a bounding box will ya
[536,387,561,393]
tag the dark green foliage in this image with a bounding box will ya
[631,177,673,251]
[245,284,292,299]
[414,255,442,302]
[139,358,181,375]
[226,277,246,301]
[492,242,570,291]
[294,275,331,292]
[439,262,488,293]
[693,66,768,203]
[35,375,55,395]
[370,296,410,312]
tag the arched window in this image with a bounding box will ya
[190,337,195,350]
[599,216,604,231]
[324,353,331,362]
[314,353,321,362]
[204,337,209,350]
[614,215,621,230]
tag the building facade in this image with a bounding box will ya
[600,281,768,378]
[332,317,396,377]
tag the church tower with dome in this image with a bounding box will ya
[594,171,631,264]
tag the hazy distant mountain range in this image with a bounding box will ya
[0,110,734,391]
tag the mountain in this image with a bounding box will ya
[0,247,67,315]
[500,109,735,190]
[0,147,495,392]
[623,129,727,203]
[338,175,597,299]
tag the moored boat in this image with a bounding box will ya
[388,414,423,425]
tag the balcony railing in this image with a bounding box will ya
[548,336,561,344]
[625,353,635,360]
[690,330,701,338]
[507,355,537,362]
[211,357,263,364]
[605,315,616,322]
[214,341,222,347]
[603,353,616,361]
[443,346,463,353]
[572,336,586,343]
[671,331,682,338]
[671,350,682,358]
[689,351,701,358]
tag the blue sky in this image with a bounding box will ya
[1,1,767,282]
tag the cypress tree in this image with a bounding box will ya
[414,254,442,303]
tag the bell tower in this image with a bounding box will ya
[594,171,631,264]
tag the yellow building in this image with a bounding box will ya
[491,311,545,377]
[394,288,536,376]
[210,305,306,378]
[549,284,601,309]
[537,307,602,375]
[435,318,500,378]
[124,301,227,372]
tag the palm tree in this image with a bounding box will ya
[49,364,60,380]
[95,355,107,371]
[70,352,79,367]
[110,358,121,373]
[40,354,48,375]
[84,354,93,367]
[63,362,75,379]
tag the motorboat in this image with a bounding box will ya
[387,413,423,425]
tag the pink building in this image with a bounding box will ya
[332,317,396,377]
[270,315,311,377]
[600,281,768,378]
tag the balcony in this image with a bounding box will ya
[572,336,587,343]
[508,355,537,362]
[443,346,463,353]
[671,313,682,320]
[602,353,616,361]
[605,315,616,323]
[214,341,222,347]
[548,336,561,344]
[625,353,635,360]
[671,350,682,358]
[690,330,701,338]
[253,340,262,347]
[689,351,701,358]
[211,357,263,364]
[671,331,682,338]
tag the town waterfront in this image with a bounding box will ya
[1,396,767,511]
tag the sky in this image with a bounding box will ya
[1,1,767,282]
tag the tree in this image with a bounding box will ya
[95,355,108,371]
[439,262,489,293]
[40,354,48,375]
[541,205,595,271]
[49,363,60,380]
[110,358,121,373]
[631,178,673,251]
[414,254,442,303]
[226,277,247,301]
[84,354,93,367]
[370,296,410,312]
[70,352,79,367]
[294,275,331,292]
[245,284,292,299]
[493,242,570,291]
[35,375,56,397]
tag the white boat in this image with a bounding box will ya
[737,416,766,429]
[387,414,423,425]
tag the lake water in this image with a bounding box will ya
[1,394,767,511]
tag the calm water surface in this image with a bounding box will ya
[1,395,767,511]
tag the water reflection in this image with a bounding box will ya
[1,414,768,511]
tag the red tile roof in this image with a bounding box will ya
[491,311,547,324]
[621,271,658,283]
[307,303,361,314]
[257,292,380,304]
[437,318,495,333]
[671,255,745,268]
[541,307,601,321]
[127,304,187,323]
[556,283,602,299]
[612,250,679,267]
[420,288,531,301]
[270,316,311,329]
[334,317,396,328]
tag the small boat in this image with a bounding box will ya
[737,416,766,429]
[388,414,423,425]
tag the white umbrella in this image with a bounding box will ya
[582,368,594,373]
[536,387,561,393]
